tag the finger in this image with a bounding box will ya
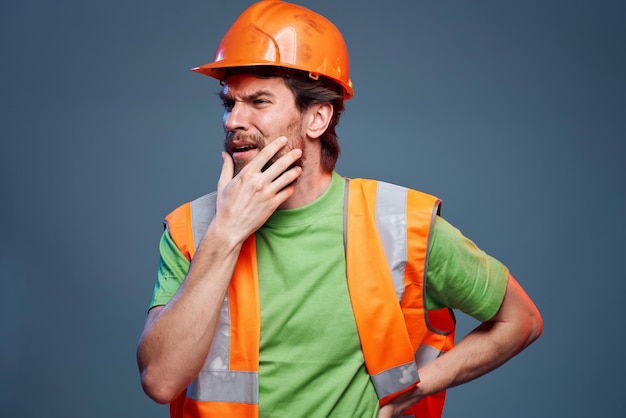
[272,182,297,207]
[217,152,234,193]
[268,165,302,197]
[262,147,303,182]
[245,136,289,172]
[271,171,301,205]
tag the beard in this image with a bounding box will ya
[224,118,306,177]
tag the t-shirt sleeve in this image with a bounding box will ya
[149,229,190,310]
[425,216,509,322]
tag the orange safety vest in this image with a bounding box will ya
[164,178,456,418]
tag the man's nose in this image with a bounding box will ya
[223,102,249,132]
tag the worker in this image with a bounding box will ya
[137,1,543,417]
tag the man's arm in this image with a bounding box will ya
[379,274,543,417]
[136,137,302,404]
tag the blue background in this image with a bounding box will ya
[1,1,624,416]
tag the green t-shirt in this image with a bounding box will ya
[150,172,509,416]
[254,172,379,417]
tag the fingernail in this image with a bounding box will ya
[280,136,288,143]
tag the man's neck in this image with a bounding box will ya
[279,169,332,209]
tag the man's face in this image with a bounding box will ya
[221,74,306,176]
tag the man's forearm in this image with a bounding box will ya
[379,275,543,417]
[137,223,244,404]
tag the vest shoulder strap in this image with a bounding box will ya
[344,177,442,404]
[164,192,217,260]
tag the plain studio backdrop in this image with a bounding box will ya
[1,1,624,417]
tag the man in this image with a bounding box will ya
[137,1,543,417]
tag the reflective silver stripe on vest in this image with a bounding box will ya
[188,370,258,404]
[375,181,409,302]
[371,182,423,398]
[185,193,259,404]
[190,192,217,248]
[372,181,444,398]
[370,361,420,399]
[415,344,443,369]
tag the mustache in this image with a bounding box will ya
[223,132,264,153]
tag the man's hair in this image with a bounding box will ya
[283,76,345,172]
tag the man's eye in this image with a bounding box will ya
[222,100,234,111]
[253,99,269,105]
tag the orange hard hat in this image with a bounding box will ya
[192,0,354,99]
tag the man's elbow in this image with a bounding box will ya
[140,367,183,405]
[526,304,543,346]
[504,275,543,349]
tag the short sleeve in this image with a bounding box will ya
[149,229,190,310]
[425,216,509,321]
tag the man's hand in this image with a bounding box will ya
[214,136,302,245]
[377,388,423,418]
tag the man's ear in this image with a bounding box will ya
[305,103,334,139]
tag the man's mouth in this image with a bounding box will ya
[230,143,261,164]
[232,144,257,153]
